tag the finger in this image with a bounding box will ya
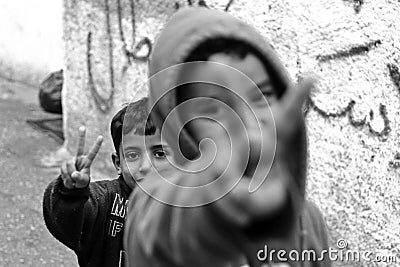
[71,171,89,188]
[61,161,74,189]
[76,126,86,157]
[209,180,251,228]
[66,159,76,176]
[75,156,86,171]
[85,135,104,166]
[282,76,315,120]
[275,76,315,138]
[63,176,75,189]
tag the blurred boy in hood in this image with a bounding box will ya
[124,7,330,267]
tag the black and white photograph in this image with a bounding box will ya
[0,0,399,266]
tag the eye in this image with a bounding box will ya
[257,82,277,102]
[249,90,268,107]
[262,91,274,98]
[153,149,169,159]
[125,151,140,160]
[263,91,277,105]
[251,91,264,102]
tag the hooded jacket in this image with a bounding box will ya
[124,7,330,267]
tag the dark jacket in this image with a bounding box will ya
[43,175,132,267]
[124,7,331,267]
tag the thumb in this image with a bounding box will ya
[276,75,316,139]
[71,171,90,188]
[283,76,315,119]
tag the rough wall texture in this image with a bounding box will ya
[63,0,399,265]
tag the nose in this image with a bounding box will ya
[139,153,152,174]
[238,103,261,135]
[235,103,264,176]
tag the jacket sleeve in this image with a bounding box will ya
[302,200,332,267]
[124,165,301,267]
[43,175,106,252]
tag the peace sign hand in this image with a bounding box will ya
[60,126,103,189]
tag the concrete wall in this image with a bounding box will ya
[62,0,399,265]
[0,0,63,86]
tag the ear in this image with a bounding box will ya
[111,152,122,174]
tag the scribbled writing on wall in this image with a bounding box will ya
[389,152,400,169]
[305,98,391,140]
[343,0,364,13]
[116,0,152,70]
[316,39,381,62]
[85,0,399,161]
[87,0,152,113]
[175,0,208,9]
[388,63,400,93]
[174,0,235,11]
[306,39,392,141]
[387,63,400,169]
[86,0,115,113]
[86,0,236,113]
[87,30,114,113]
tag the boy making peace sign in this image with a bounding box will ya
[43,97,175,267]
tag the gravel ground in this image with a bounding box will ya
[0,79,77,266]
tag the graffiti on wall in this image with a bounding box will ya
[87,31,114,113]
[86,0,152,113]
[305,38,391,141]
[343,0,364,13]
[86,0,115,113]
[174,0,234,11]
[388,63,400,169]
[116,0,152,68]
[84,0,400,168]
[85,0,234,113]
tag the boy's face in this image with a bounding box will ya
[178,52,276,172]
[114,129,174,189]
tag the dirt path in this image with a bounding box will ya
[0,79,77,266]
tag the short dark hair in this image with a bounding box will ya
[184,37,260,62]
[110,97,157,153]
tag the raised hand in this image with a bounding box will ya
[241,75,315,220]
[60,126,103,189]
[204,75,315,231]
[273,75,315,151]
